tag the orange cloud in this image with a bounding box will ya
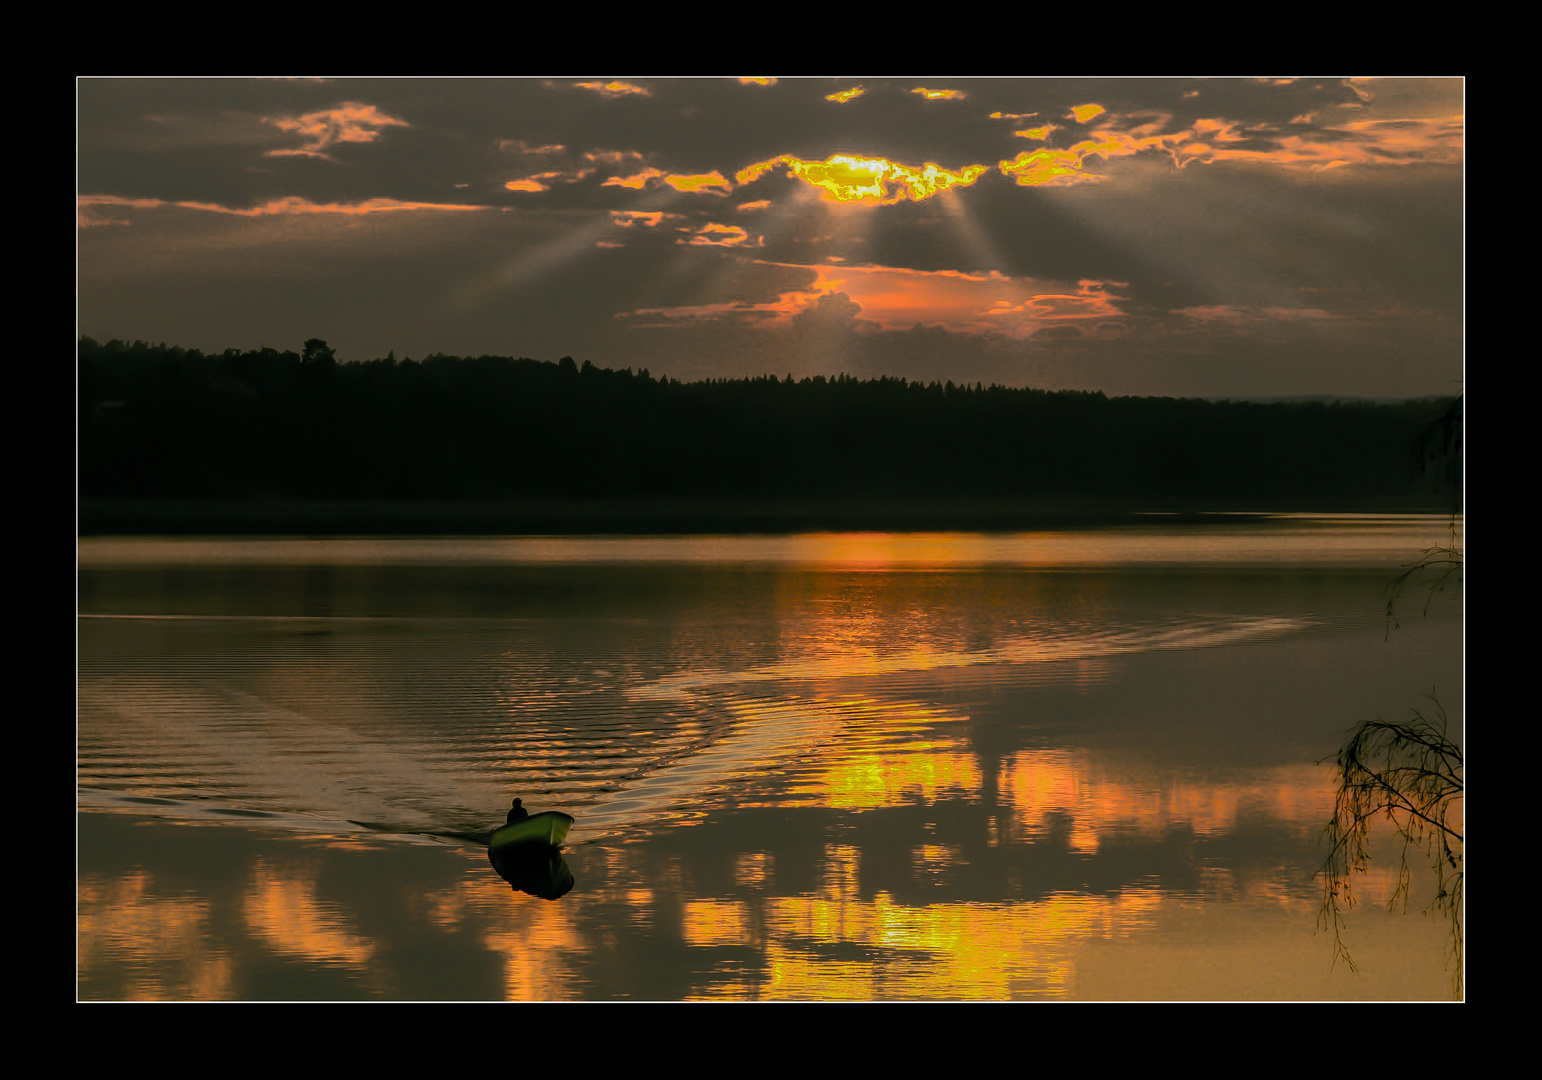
[812,265,1126,335]
[1070,103,1106,123]
[574,80,649,97]
[685,223,754,247]
[912,87,967,101]
[610,210,673,228]
[263,102,408,158]
[1000,106,1464,186]
[664,171,733,195]
[504,178,548,192]
[737,200,772,212]
[739,77,777,86]
[1174,304,1338,324]
[603,167,667,190]
[76,194,487,223]
[736,154,988,205]
[624,260,1129,338]
[1014,126,1054,141]
[1170,115,1465,170]
[583,149,645,167]
[602,168,733,195]
[500,140,566,155]
[77,194,162,227]
[827,87,865,103]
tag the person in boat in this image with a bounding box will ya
[506,797,529,823]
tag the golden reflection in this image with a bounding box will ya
[242,860,376,967]
[683,899,757,947]
[749,844,1166,999]
[458,870,590,1000]
[815,743,982,809]
[735,851,774,889]
[999,752,1337,853]
[79,871,235,1000]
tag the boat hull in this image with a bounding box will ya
[489,810,574,850]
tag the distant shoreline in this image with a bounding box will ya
[77,497,1455,537]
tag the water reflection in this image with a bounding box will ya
[78,525,1461,999]
[489,845,576,901]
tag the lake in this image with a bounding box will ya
[77,516,1463,1000]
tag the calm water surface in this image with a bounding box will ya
[78,517,1462,999]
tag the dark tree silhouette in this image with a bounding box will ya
[302,338,336,366]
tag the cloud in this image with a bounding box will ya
[76,194,488,223]
[600,167,733,195]
[665,171,733,195]
[583,150,646,167]
[622,259,1130,339]
[500,140,566,155]
[603,167,667,190]
[262,102,408,159]
[996,106,1464,186]
[574,80,650,97]
[611,210,677,228]
[912,87,967,101]
[739,77,777,86]
[1174,304,1339,325]
[736,154,988,205]
[684,223,754,247]
[827,87,865,103]
[77,194,163,227]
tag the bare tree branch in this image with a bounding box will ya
[1319,695,1463,996]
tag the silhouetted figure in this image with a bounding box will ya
[506,797,528,823]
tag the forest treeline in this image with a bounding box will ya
[78,337,1459,507]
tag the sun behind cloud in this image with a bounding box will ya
[737,154,988,205]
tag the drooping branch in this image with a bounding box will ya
[1319,695,1463,995]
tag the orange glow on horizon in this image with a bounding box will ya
[623,260,1130,339]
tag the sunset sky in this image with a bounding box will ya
[77,77,1463,399]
